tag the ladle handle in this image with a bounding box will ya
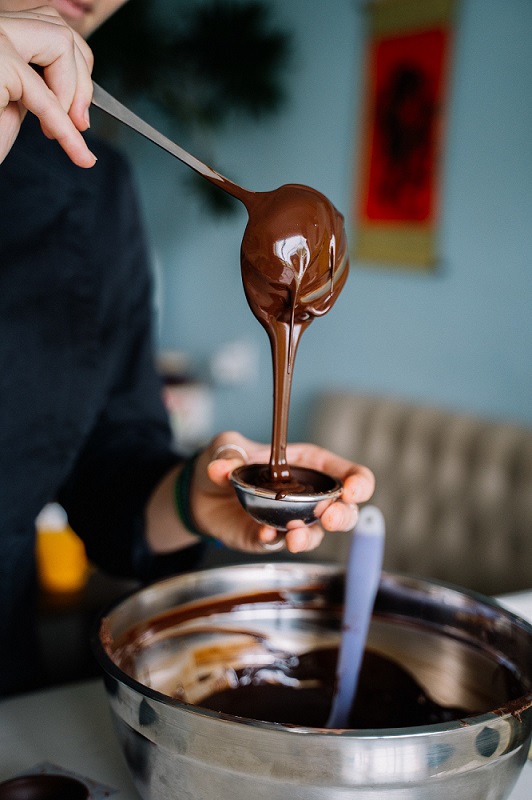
[91,82,247,201]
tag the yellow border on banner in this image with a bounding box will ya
[354,223,438,269]
[370,0,456,36]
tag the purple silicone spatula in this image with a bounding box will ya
[326,505,386,729]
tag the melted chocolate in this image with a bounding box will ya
[0,774,89,800]
[239,185,348,484]
[212,182,347,489]
[121,104,349,489]
[237,463,340,498]
[103,585,527,731]
[198,647,472,729]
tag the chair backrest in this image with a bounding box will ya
[310,391,532,595]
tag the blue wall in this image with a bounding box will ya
[121,0,532,444]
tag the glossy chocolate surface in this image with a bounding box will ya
[104,579,526,731]
[239,185,348,485]
[198,647,475,729]
[211,176,348,491]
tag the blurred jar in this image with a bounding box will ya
[36,503,89,594]
[157,350,214,454]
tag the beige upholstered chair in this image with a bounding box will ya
[310,391,532,595]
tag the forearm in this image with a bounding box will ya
[145,462,204,554]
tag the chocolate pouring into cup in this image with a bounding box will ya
[231,184,349,529]
[92,84,348,530]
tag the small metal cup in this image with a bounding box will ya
[230,463,342,529]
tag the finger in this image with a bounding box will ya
[3,11,92,112]
[286,443,375,497]
[284,523,324,553]
[43,31,93,128]
[320,500,359,532]
[214,432,270,463]
[207,456,246,487]
[18,64,96,166]
[341,466,375,504]
[0,14,96,166]
[205,433,254,487]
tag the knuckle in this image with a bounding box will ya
[55,24,76,49]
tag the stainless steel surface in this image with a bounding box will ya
[91,82,243,198]
[93,563,532,800]
[230,464,342,529]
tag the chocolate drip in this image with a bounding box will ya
[239,184,348,485]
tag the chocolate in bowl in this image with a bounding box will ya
[0,775,89,800]
[93,562,532,800]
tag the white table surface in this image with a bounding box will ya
[2,592,532,799]
[0,679,139,798]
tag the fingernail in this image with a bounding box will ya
[84,108,91,128]
[82,151,98,169]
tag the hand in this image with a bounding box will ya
[190,431,375,554]
[0,6,95,167]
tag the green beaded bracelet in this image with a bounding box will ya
[174,452,213,541]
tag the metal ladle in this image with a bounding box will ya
[91,82,250,203]
[91,83,344,531]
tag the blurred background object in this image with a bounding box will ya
[36,503,138,687]
[36,504,89,595]
[158,350,215,453]
[90,0,292,213]
[310,390,532,595]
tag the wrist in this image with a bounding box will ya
[174,452,213,542]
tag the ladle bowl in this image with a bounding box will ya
[230,464,342,529]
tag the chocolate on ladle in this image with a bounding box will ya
[198,171,349,490]
[239,185,348,487]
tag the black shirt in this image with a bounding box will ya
[0,116,201,695]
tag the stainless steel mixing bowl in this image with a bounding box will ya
[93,563,532,800]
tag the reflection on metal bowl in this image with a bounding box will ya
[92,563,532,800]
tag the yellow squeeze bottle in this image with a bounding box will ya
[36,503,89,593]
